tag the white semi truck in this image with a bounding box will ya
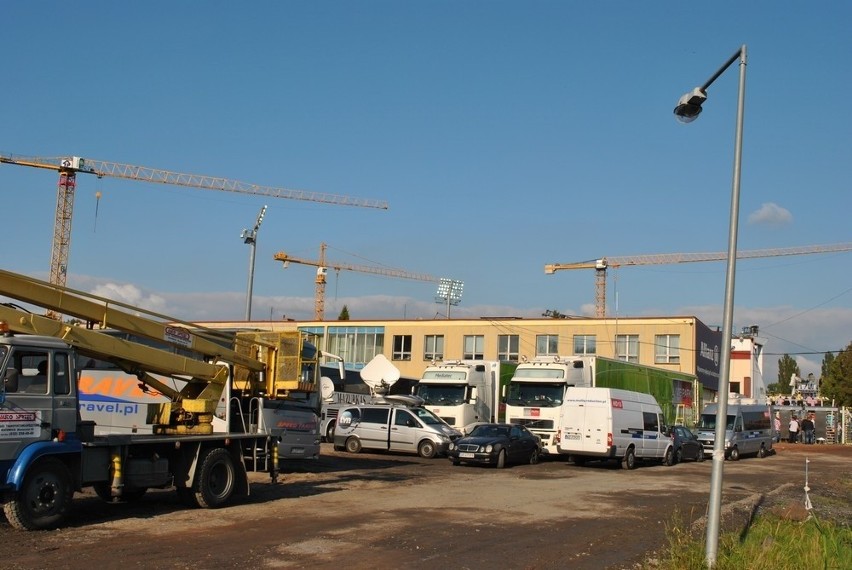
[413,360,516,433]
[504,355,698,455]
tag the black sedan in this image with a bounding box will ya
[668,425,705,463]
[447,423,541,468]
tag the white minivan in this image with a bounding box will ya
[333,397,461,458]
[556,387,673,469]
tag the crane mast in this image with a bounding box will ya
[544,243,852,317]
[0,154,389,298]
[274,242,443,321]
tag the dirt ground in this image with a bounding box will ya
[1,442,850,570]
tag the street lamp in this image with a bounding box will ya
[241,205,267,321]
[675,45,747,568]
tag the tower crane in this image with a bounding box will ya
[544,242,852,318]
[273,242,442,321]
[0,154,388,291]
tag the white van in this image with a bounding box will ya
[556,387,673,469]
[333,397,462,458]
[696,400,773,460]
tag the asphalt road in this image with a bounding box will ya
[1,442,849,570]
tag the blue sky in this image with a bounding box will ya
[3,2,850,382]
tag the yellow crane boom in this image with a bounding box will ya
[0,154,389,292]
[274,242,442,321]
[545,242,852,317]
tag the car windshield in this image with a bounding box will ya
[470,425,509,438]
[412,407,444,425]
[698,413,736,430]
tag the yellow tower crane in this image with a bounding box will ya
[544,242,852,318]
[273,242,442,321]
[0,154,388,291]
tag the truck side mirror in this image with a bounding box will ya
[3,368,19,393]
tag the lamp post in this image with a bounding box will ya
[435,278,464,319]
[674,45,746,568]
[241,205,267,321]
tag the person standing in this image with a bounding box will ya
[774,414,782,443]
[788,416,800,444]
[801,414,814,444]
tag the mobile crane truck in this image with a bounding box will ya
[0,269,336,530]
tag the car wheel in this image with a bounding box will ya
[697,447,705,462]
[758,445,767,458]
[664,447,674,467]
[729,446,740,461]
[325,421,336,442]
[675,448,684,464]
[529,447,540,465]
[345,437,362,454]
[622,447,636,470]
[418,440,437,459]
[496,449,507,469]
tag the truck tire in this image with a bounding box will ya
[192,448,236,508]
[496,449,507,469]
[622,447,636,470]
[345,437,362,454]
[418,440,437,459]
[3,458,73,530]
[93,483,147,503]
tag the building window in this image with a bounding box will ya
[573,335,596,355]
[498,335,519,362]
[654,334,681,364]
[424,335,444,361]
[392,335,412,361]
[536,334,559,356]
[615,334,639,363]
[463,335,485,360]
[317,326,384,368]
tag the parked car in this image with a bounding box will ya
[668,425,705,463]
[447,423,541,468]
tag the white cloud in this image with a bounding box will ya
[88,282,169,314]
[747,202,793,226]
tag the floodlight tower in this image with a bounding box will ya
[241,205,267,321]
[435,278,464,319]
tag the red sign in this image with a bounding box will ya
[611,399,623,409]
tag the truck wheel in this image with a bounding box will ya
[729,446,740,461]
[345,437,362,454]
[622,447,636,470]
[192,448,236,508]
[496,449,507,469]
[94,483,147,503]
[325,421,336,442]
[3,458,73,530]
[418,440,437,459]
[664,447,675,466]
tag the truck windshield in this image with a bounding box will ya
[505,383,563,407]
[698,413,736,430]
[414,384,465,405]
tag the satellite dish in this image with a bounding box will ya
[320,377,335,401]
[360,354,400,395]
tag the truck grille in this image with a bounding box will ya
[514,418,554,430]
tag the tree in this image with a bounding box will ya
[821,351,836,380]
[820,342,852,407]
[337,305,350,321]
[765,382,784,394]
[542,309,567,319]
[777,354,800,393]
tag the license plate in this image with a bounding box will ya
[291,448,305,454]
[459,452,475,458]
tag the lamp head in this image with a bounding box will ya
[674,87,707,124]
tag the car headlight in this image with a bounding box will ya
[439,434,450,443]
[485,444,493,453]
[448,442,455,451]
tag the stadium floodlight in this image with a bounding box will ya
[435,278,464,319]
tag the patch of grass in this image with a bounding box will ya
[651,513,852,569]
